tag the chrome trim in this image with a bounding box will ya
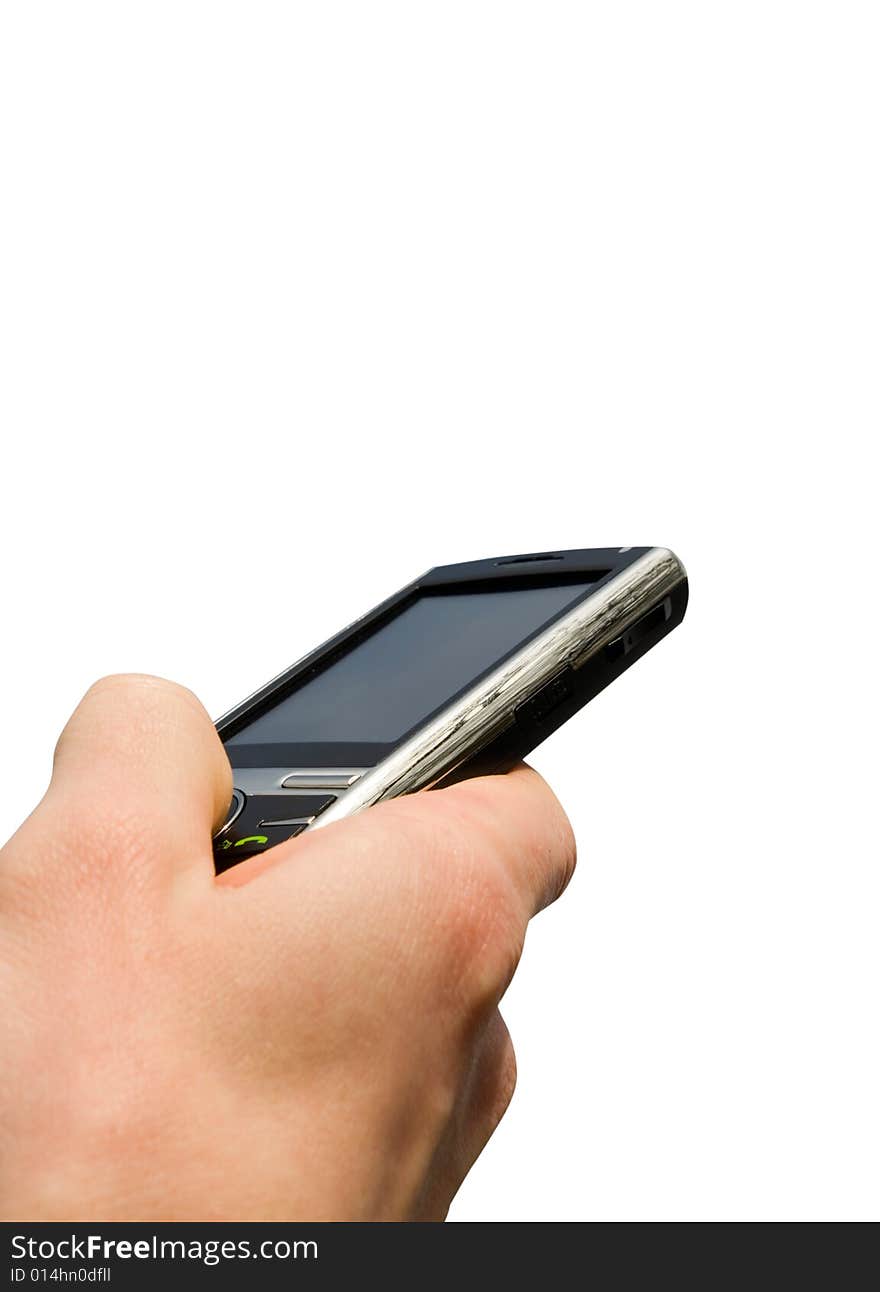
[281,771,364,790]
[568,548,685,670]
[311,547,686,832]
[257,815,316,828]
[226,767,369,796]
[217,788,245,834]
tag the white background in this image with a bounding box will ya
[1,3,877,1221]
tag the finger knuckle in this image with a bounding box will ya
[437,858,524,1009]
[481,769,578,903]
[1,797,162,920]
[550,799,578,898]
[58,800,158,884]
[489,1032,518,1129]
[369,796,524,1008]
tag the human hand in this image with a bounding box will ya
[0,674,575,1220]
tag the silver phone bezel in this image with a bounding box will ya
[225,546,684,833]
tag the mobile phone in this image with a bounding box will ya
[213,547,688,870]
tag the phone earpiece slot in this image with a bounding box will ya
[495,553,563,565]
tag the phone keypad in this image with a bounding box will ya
[213,792,336,872]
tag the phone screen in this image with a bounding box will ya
[226,581,596,747]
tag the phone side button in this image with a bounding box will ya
[604,635,627,662]
[605,597,673,662]
[515,670,574,726]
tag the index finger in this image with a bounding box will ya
[224,762,576,921]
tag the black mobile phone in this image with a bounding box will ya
[213,547,688,870]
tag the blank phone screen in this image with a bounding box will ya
[227,581,595,747]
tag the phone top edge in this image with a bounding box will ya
[420,546,651,585]
[309,547,686,831]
